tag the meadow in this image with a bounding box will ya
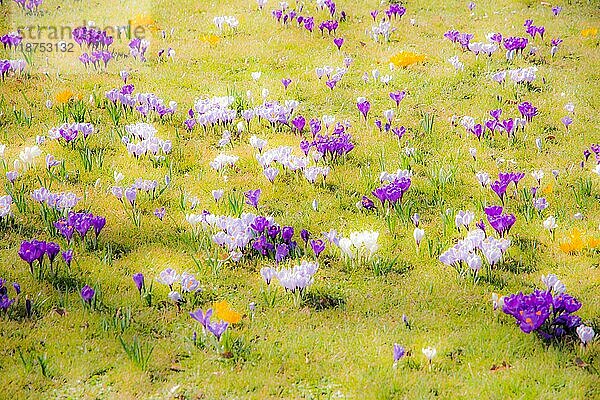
[0,0,599,398]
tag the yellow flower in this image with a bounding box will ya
[131,15,161,32]
[581,28,598,37]
[200,34,220,46]
[213,300,241,324]
[559,228,585,253]
[55,89,74,104]
[588,237,600,249]
[131,14,155,27]
[541,183,553,195]
[389,51,426,68]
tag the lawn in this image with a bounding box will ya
[0,0,599,398]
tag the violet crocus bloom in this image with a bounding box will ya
[292,115,306,133]
[133,273,144,293]
[244,189,261,209]
[393,344,405,363]
[282,78,292,89]
[207,320,228,340]
[125,187,137,206]
[13,282,21,295]
[356,97,371,120]
[561,116,572,130]
[491,180,509,202]
[80,285,95,303]
[154,207,166,220]
[361,196,375,210]
[552,6,562,16]
[190,308,213,329]
[91,215,106,237]
[310,239,326,257]
[62,249,74,268]
[45,242,60,265]
[518,101,538,122]
[333,37,344,50]
[389,91,406,107]
[300,229,310,244]
[275,243,289,263]
[282,226,294,242]
[18,241,43,269]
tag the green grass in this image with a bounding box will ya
[1,0,600,398]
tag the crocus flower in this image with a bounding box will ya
[356,97,371,120]
[518,101,538,122]
[154,207,166,220]
[389,91,406,107]
[577,325,595,345]
[413,227,424,247]
[80,285,95,304]
[207,320,229,340]
[561,116,572,130]
[260,267,277,285]
[244,189,261,209]
[190,308,213,328]
[62,249,73,268]
[125,187,137,206]
[422,347,437,362]
[552,6,562,16]
[333,37,344,50]
[133,273,144,294]
[393,344,405,365]
[310,239,326,257]
[157,268,180,288]
[281,78,292,89]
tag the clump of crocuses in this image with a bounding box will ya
[502,274,586,341]
[54,211,106,247]
[18,239,66,278]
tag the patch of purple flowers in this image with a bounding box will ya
[503,274,583,340]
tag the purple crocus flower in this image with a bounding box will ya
[561,116,572,130]
[300,229,310,244]
[62,249,74,268]
[244,189,261,209]
[393,344,405,363]
[13,282,21,295]
[90,215,106,237]
[356,97,371,120]
[125,187,137,206]
[275,243,289,263]
[292,115,306,133]
[361,196,375,210]
[18,241,43,269]
[518,101,538,122]
[552,6,562,16]
[389,91,406,107]
[251,216,269,233]
[503,290,551,333]
[190,308,213,329]
[333,37,344,50]
[133,273,144,294]
[310,239,326,257]
[282,226,294,242]
[207,320,229,340]
[282,78,292,89]
[45,242,61,266]
[485,206,516,237]
[80,285,95,304]
[491,180,509,203]
[154,207,166,220]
